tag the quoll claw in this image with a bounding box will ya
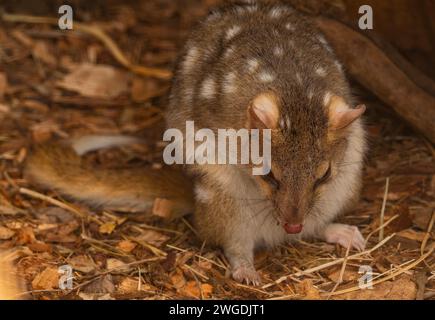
[232,265,262,286]
[323,223,365,251]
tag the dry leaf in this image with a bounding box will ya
[137,230,169,246]
[56,63,129,99]
[0,205,21,215]
[99,221,117,235]
[171,268,186,289]
[32,267,59,290]
[152,198,176,219]
[83,274,115,294]
[27,242,52,253]
[43,207,75,223]
[78,292,97,300]
[68,255,96,273]
[16,227,36,245]
[0,73,7,100]
[161,251,177,272]
[335,275,417,300]
[298,279,321,300]
[45,220,80,243]
[106,258,128,272]
[197,259,212,271]
[21,99,49,113]
[411,207,433,230]
[181,281,213,299]
[78,292,114,300]
[32,41,57,66]
[131,77,162,102]
[200,283,213,298]
[116,240,137,253]
[30,120,59,143]
[0,103,10,114]
[117,277,139,294]
[0,226,15,240]
[397,229,426,242]
[37,223,58,232]
[118,277,155,294]
[430,175,435,194]
[327,268,359,282]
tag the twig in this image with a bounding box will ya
[262,233,395,289]
[415,270,428,300]
[379,177,390,242]
[324,244,434,297]
[1,13,172,79]
[420,210,434,255]
[365,214,399,245]
[18,187,101,224]
[182,264,209,281]
[326,228,354,299]
[233,283,274,296]
[166,244,227,270]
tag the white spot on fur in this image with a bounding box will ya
[226,25,241,40]
[323,91,332,106]
[246,4,258,12]
[223,72,237,94]
[269,7,283,18]
[279,118,285,129]
[195,184,212,203]
[184,87,194,104]
[258,71,275,82]
[318,35,327,45]
[237,1,258,13]
[183,47,199,73]
[273,46,284,57]
[316,66,327,77]
[272,28,280,37]
[295,72,302,85]
[285,22,295,31]
[200,78,216,99]
[335,60,343,73]
[285,115,290,129]
[224,46,235,58]
[308,89,314,100]
[247,58,259,73]
[318,35,333,52]
[206,10,221,22]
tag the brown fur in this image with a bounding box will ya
[25,143,194,217]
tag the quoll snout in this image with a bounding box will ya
[284,223,303,234]
[281,205,304,234]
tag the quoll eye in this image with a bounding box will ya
[262,171,280,190]
[314,163,332,189]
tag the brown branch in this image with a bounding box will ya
[315,17,435,145]
[1,13,172,80]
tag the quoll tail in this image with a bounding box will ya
[24,136,194,218]
[0,251,26,300]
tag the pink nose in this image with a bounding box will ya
[284,223,303,234]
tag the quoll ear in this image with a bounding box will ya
[326,94,366,130]
[248,92,280,129]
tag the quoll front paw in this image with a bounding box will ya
[323,223,365,251]
[232,265,261,286]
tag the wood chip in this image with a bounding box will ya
[32,267,59,290]
[0,226,15,240]
[68,255,96,273]
[56,63,129,99]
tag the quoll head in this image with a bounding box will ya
[247,91,365,234]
